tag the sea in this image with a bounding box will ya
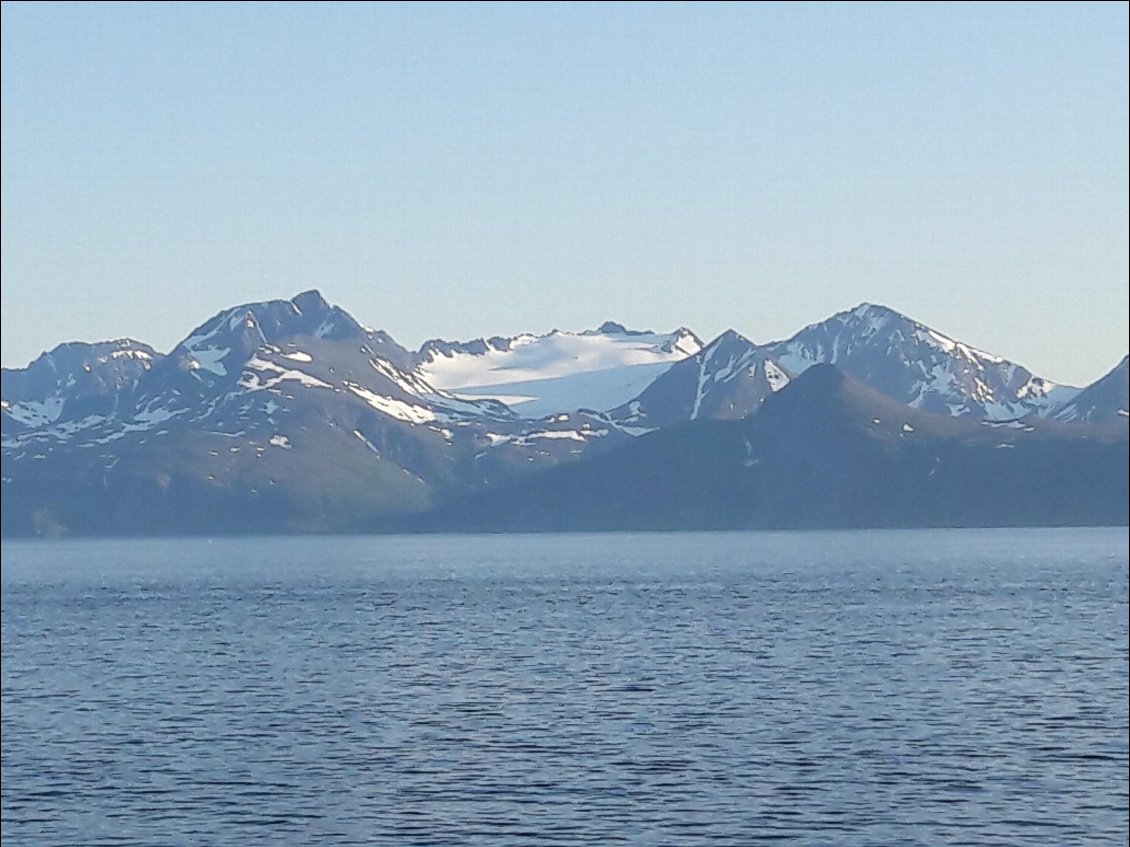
[2,528,1127,846]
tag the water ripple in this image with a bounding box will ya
[2,528,1127,845]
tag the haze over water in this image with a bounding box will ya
[2,529,1127,845]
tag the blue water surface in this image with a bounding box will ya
[2,528,1127,845]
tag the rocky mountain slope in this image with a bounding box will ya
[434,365,1128,532]
[1053,355,1129,424]
[2,291,1125,536]
[609,304,1082,431]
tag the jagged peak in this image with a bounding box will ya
[418,336,499,358]
[170,290,379,357]
[420,323,698,357]
[6,338,160,374]
[290,289,331,316]
[581,321,700,343]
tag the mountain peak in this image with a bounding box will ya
[841,302,910,330]
[850,301,897,317]
[596,321,629,335]
[709,328,756,348]
[1,338,161,430]
[290,289,331,316]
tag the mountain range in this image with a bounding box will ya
[2,290,1126,536]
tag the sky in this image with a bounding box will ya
[1,2,1127,386]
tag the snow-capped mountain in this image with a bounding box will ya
[415,322,703,418]
[762,304,1078,420]
[607,330,791,431]
[2,290,521,454]
[3,291,1125,536]
[611,303,1082,430]
[124,289,519,431]
[1,292,640,535]
[448,364,1127,532]
[2,292,671,470]
[1053,355,1129,424]
[1,339,159,437]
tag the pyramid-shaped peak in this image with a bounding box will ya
[707,328,756,349]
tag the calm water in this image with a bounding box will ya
[2,529,1127,846]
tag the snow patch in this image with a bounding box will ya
[512,428,610,445]
[440,362,679,418]
[6,397,65,427]
[189,346,230,376]
[690,346,719,420]
[763,359,791,392]
[118,406,184,434]
[353,429,380,454]
[524,430,586,442]
[346,384,436,424]
[982,420,1026,430]
[110,348,153,361]
[922,329,1002,365]
[242,358,333,391]
[181,323,224,352]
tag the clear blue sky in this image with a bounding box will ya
[2,2,1127,386]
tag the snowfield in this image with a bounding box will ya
[416,326,702,417]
